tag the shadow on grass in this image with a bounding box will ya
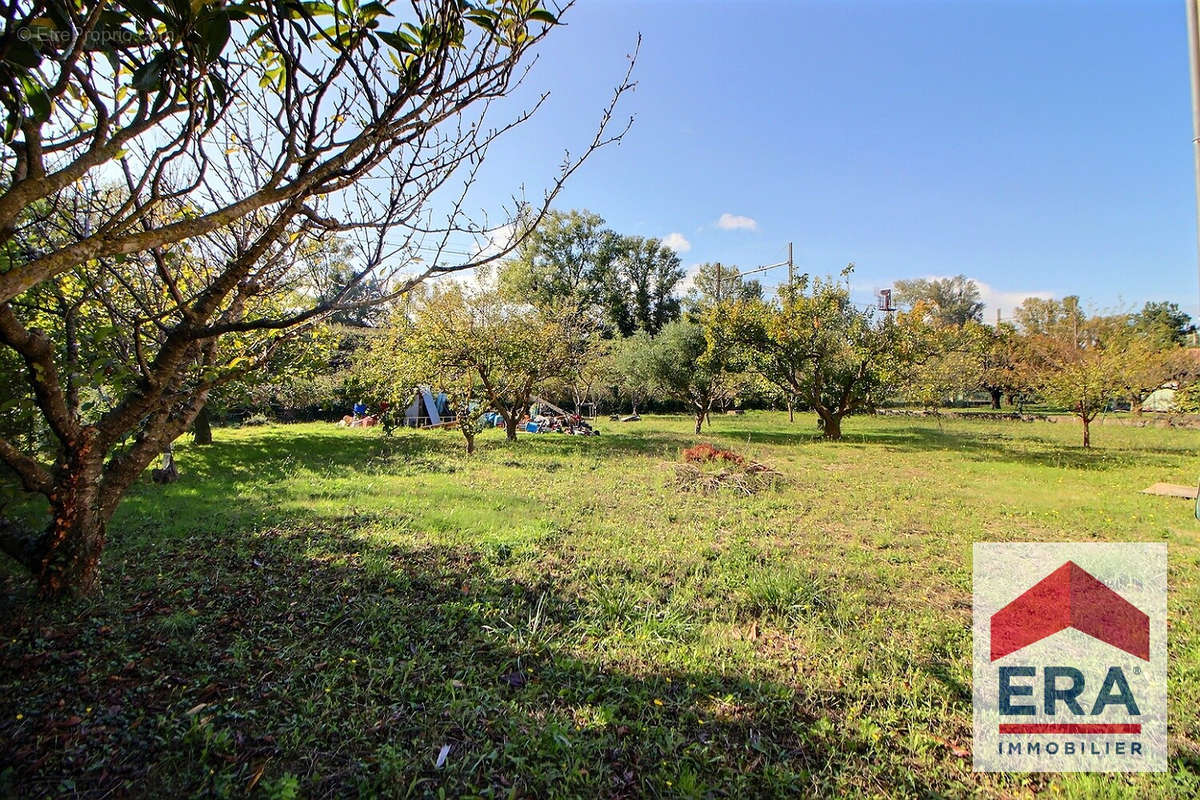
[0,518,941,798]
[710,423,1193,472]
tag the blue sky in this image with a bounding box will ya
[458,0,1199,320]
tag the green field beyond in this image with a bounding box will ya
[2,413,1199,798]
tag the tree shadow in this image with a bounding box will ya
[711,423,1194,472]
[0,517,950,798]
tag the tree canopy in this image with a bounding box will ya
[893,275,984,327]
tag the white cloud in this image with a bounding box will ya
[676,263,703,296]
[974,279,1054,318]
[662,232,691,253]
[716,213,758,232]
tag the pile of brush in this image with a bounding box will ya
[673,443,783,496]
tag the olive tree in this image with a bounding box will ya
[635,319,739,434]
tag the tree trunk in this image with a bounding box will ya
[193,405,212,445]
[989,389,1002,410]
[505,416,519,442]
[1081,416,1091,448]
[816,408,843,440]
[694,412,703,434]
[787,398,794,423]
[25,448,109,597]
[463,430,476,454]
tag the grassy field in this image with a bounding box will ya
[2,412,1199,798]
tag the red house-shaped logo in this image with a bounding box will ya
[990,561,1149,661]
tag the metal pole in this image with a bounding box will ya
[787,242,794,287]
[1187,0,1200,318]
[715,262,722,303]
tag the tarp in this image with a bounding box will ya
[420,386,442,426]
[404,386,443,427]
[1142,387,1176,413]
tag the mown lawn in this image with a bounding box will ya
[2,412,1199,798]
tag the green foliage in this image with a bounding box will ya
[713,270,940,437]
[1026,315,1133,446]
[607,236,685,336]
[500,210,684,336]
[633,319,740,430]
[1132,301,1194,347]
[684,262,763,312]
[1013,295,1085,337]
[1,0,560,141]
[500,209,616,315]
[892,275,983,327]
[609,330,657,414]
[356,283,591,445]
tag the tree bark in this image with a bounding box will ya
[816,407,843,440]
[787,398,794,422]
[505,415,519,442]
[8,445,111,597]
[694,412,704,434]
[1082,416,1091,448]
[989,388,1002,410]
[193,405,213,445]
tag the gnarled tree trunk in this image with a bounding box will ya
[0,434,110,597]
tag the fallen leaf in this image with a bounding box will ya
[247,760,269,792]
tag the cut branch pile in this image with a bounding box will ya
[673,445,784,496]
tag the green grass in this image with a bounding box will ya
[2,412,1199,797]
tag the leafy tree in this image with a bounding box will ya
[1014,296,1084,337]
[607,236,685,336]
[685,262,763,312]
[362,285,590,444]
[636,320,737,434]
[610,330,657,415]
[893,275,983,327]
[499,209,618,318]
[1132,301,1193,347]
[0,1,634,596]
[971,322,1036,410]
[717,270,939,439]
[1106,320,1199,414]
[1028,316,1130,448]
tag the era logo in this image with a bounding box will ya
[973,544,1166,772]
